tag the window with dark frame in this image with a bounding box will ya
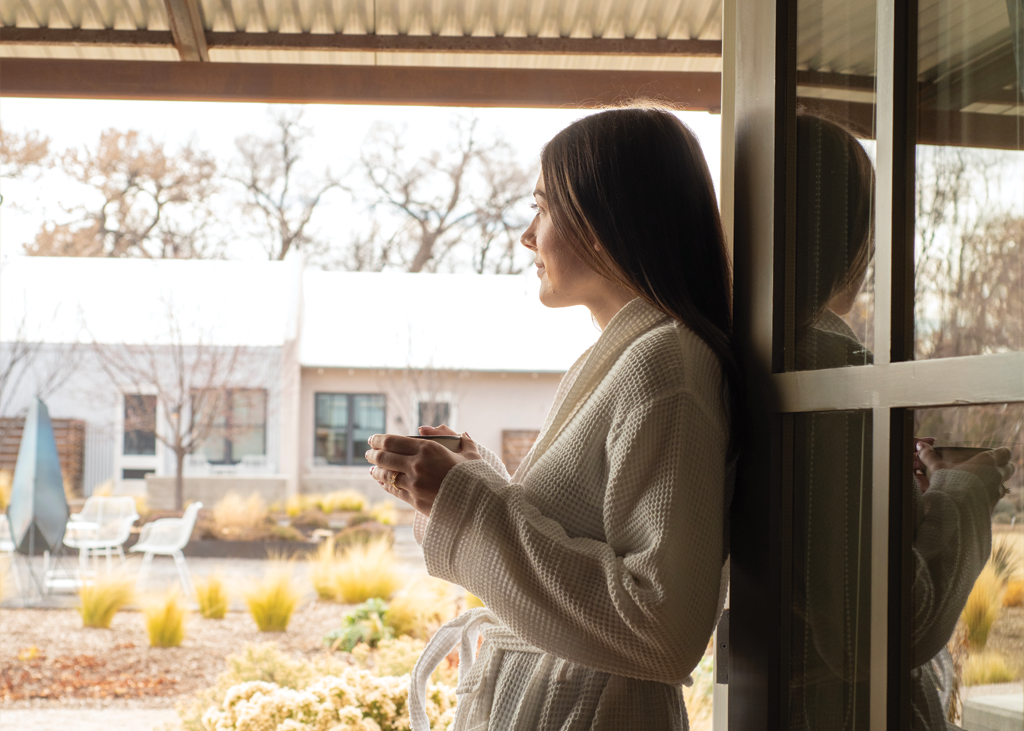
[193,388,267,465]
[315,393,386,466]
[123,394,157,455]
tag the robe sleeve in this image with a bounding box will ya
[421,388,727,684]
[910,467,995,666]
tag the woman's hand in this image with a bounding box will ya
[366,425,481,517]
[915,440,1015,511]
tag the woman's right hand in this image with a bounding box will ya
[419,424,459,437]
[916,441,1015,511]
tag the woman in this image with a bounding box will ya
[366,105,740,730]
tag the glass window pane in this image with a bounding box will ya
[315,393,348,466]
[791,410,873,729]
[915,0,1024,359]
[910,403,1023,724]
[418,401,450,427]
[793,0,878,371]
[123,394,156,455]
[353,394,386,465]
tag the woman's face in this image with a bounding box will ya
[521,171,627,324]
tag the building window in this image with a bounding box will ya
[315,393,386,466]
[122,468,155,480]
[124,394,157,455]
[418,401,451,427]
[194,389,267,465]
[502,430,539,477]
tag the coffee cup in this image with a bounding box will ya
[412,435,461,452]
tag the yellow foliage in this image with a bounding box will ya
[319,490,366,514]
[92,480,114,497]
[333,538,402,604]
[369,502,397,526]
[963,650,1021,686]
[245,563,301,632]
[308,537,342,600]
[133,494,150,519]
[351,635,459,686]
[78,573,135,629]
[0,470,12,511]
[962,567,1002,651]
[464,592,485,610]
[386,577,457,639]
[285,494,304,518]
[16,646,39,661]
[212,492,268,538]
[1003,580,1024,608]
[195,573,229,619]
[144,589,187,647]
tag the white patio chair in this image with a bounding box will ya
[63,496,139,576]
[130,501,203,597]
[0,514,23,597]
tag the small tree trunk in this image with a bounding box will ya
[175,450,186,512]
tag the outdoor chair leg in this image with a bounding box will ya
[136,552,154,593]
[105,547,112,574]
[117,546,126,564]
[78,544,89,580]
[172,551,195,598]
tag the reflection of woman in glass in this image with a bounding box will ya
[793,114,1015,730]
[365,106,739,730]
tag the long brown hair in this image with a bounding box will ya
[541,104,742,456]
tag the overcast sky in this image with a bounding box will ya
[0,99,724,265]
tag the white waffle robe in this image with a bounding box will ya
[411,298,731,731]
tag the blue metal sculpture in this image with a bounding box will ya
[7,398,69,555]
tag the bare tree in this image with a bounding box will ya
[0,126,50,182]
[352,116,535,273]
[24,129,220,259]
[231,109,342,261]
[91,304,259,511]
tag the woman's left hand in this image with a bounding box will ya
[366,430,481,516]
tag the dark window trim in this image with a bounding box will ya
[314,392,387,466]
[194,387,268,465]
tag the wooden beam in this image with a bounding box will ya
[163,0,209,62]
[0,58,723,109]
[0,28,722,56]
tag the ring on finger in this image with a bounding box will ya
[387,470,399,488]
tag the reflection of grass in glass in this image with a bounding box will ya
[962,567,1002,651]
[990,536,1021,585]
[1003,580,1024,607]
[963,650,1020,686]
[145,589,187,647]
[682,654,714,730]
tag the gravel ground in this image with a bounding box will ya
[0,602,352,711]
[989,605,1024,664]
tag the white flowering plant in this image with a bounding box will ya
[200,667,456,731]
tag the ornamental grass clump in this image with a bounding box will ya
[78,573,135,629]
[244,562,301,632]
[212,492,268,539]
[144,589,187,647]
[962,566,1002,651]
[386,577,457,640]
[369,501,397,526]
[308,536,342,600]
[195,573,229,619]
[320,489,366,513]
[963,650,1020,686]
[1003,580,1024,608]
[333,537,402,604]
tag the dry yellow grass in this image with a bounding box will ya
[78,573,135,629]
[195,573,229,619]
[245,563,302,632]
[308,537,342,600]
[369,502,397,526]
[92,480,114,497]
[464,592,485,610]
[212,492,268,538]
[0,470,12,511]
[319,490,366,513]
[144,589,188,647]
[962,566,1003,651]
[1003,580,1024,607]
[333,538,402,604]
[963,650,1020,686]
[386,577,458,639]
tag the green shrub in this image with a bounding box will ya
[144,589,187,647]
[78,573,134,628]
[324,597,393,652]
